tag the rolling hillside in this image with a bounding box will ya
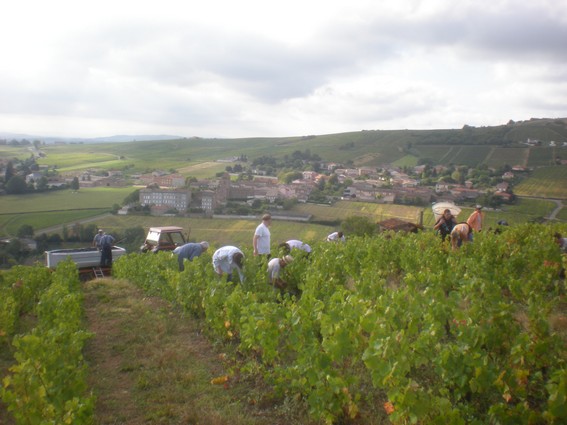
[18,117,566,173]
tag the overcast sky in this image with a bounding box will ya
[1,0,566,139]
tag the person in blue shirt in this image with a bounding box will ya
[99,232,115,267]
[173,241,209,271]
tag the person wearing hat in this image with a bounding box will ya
[267,255,293,289]
[212,246,245,283]
[173,241,209,271]
[467,205,484,233]
[253,213,272,257]
[93,229,104,251]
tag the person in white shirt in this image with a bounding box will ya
[212,246,245,283]
[253,214,272,257]
[326,231,345,242]
[267,255,293,289]
[280,240,312,255]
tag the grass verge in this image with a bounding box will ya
[83,278,314,425]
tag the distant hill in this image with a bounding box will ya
[4,117,567,170]
[0,132,182,143]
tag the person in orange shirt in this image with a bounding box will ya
[467,205,484,233]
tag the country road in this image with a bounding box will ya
[548,199,564,220]
[517,195,564,220]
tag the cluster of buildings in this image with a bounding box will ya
[133,163,518,216]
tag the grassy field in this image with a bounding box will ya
[292,201,424,224]
[556,206,567,221]
[0,210,107,237]
[444,145,493,166]
[527,147,557,167]
[392,155,418,167]
[176,161,234,178]
[0,187,133,236]
[0,187,132,214]
[72,214,334,249]
[412,145,453,163]
[0,145,32,161]
[7,194,557,243]
[514,166,567,199]
[81,278,313,425]
[484,147,528,168]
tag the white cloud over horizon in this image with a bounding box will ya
[1,0,566,139]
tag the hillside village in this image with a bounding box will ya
[2,131,567,218]
[123,160,521,216]
[0,149,535,217]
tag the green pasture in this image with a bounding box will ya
[64,215,334,249]
[0,187,132,214]
[0,187,132,236]
[484,147,528,168]
[412,145,453,164]
[176,161,234,179]
[0,145,32,161]
[556,206,567,221]
[34,132,410,172]
[36,148,124,170]
[292,201,424,224]
[527,147,556,167]
[444,145,493,166]
[0,210,106,237]
[392,155,418,167]
[514,166,567,199]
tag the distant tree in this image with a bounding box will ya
[36,176,49,192]
[48,233,62,245]
[123,189,140,205]
[281,171,302,184]
[70,176,80,190]
[82,224,98,243]
[4,161,15,182]
[34,233,49,252]
[122,226,145,252]
[5,239,27,262]
[282,198,298,210]
[341,215,376,237]
[17,224,34,238]
[6,176,27,194]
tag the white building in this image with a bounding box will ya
[140,188,191,211]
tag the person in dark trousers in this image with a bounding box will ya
[99,232,115,267]
[434,209,457,242]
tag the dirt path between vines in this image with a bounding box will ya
[83,278,310,425]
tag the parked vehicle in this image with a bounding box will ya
[45,246,127,280]
[140,226,188,253]
[45,246,127,269]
